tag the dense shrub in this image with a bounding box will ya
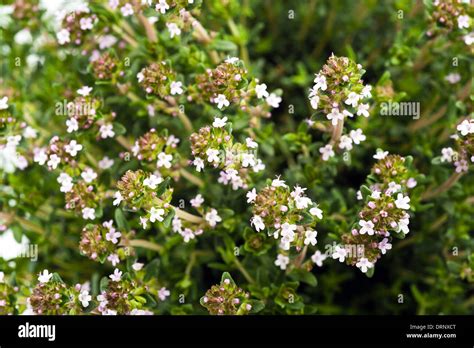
[0,0,473,315]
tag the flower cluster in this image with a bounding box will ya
[29,271,87,315]
[440,119,474,173]
[190,117,265,190]
[0,272,16,315]
[200,273,257,315]
[91,52,123,81]
[137,62,178,98]
[338,151,418,273]
[248,177,323,269]
[79,220,132,265]
[427,0,473,42]
[191,60,248,109]
[132,129,180,177]
[308,54,372,160]
[57,7,98,46]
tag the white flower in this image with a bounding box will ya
[170,81,183,95]
[387,181,401,194]
[339,135,353,151]
[445,73,461,84]
[193,157,204,172]
[356,258,374,273]
[395,193,410,210]
[332,246,347,262]
[113,191,123,206]
[99,124,115,139]
[252,159,265,172]
[246,188,257,203]
[64,140,83,157]
[167,22,181,38]
[57,29,70,45]
[310,95,319,110]
[106,229,121,244]
[441,147,455,163]
[47,154,61,169]
[457,119,474,136]
[137,71,144,83]
[359,220,375,235]
[58,173,73,193]
[82,207,95,220]
[319,144,334,161]
[0,96,8,110]
[77,86,93,96]
[139,216,148,229]
[206,148,220,163]
[464,32,474,45]
[349,128,366,144]
[78,290,92,307]
[225,56,239,64]
[361,85,372,98]
[373,149,388,160]
[378,238,392,255]
[245,137,258,149]
[108,253,120,266]
[80,17,94,30]
[251,215,265,232]
[214,94,230,109]
[311,250,327,267]
[266,93,282,108]
[356,103,370,117]
[38,270,53,283]
[98,34,117,49]
[132,262,144,271]
[309,206,323,219]
[304,230,318,246]
[143,174,163,189]
[255,83,269,99]
[0,272,4,283]
[190,194,204,207]
[81,168,97,183]
[34,148,48,165]
[205,209,222,227]
[345,92,360,107]
[158,287,170,301]
[120,4,134,16]
[458,15,470,29]
[212,116,228,128]
[155,0,170,14]
[327,108,344,126]
[275,254,290,270]
[455,159,469,173]
[313,74,327,91]
[241,153,256,168]
[23,126,37,139]
[295,195,312,209]
[397,216,410,234]
[149,207,165,223]
[66,118,79,133]
[271,176,287,187]
[371,190,381,200]
[98,156,114,169]
[157,152,173,168]
[180,228,195,243]
[109,268,122,282]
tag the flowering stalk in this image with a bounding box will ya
[307,54,372,161]
[334,150,420,274]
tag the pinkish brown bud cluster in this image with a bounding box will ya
[191,62,248,105]
[200,273,254,315]
[138,62,176,98]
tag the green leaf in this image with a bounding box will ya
[156,177,171,197]
[211,39,238,51]
[289,269,318,286]
[114,208,129,231]
[162,209,175,228]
